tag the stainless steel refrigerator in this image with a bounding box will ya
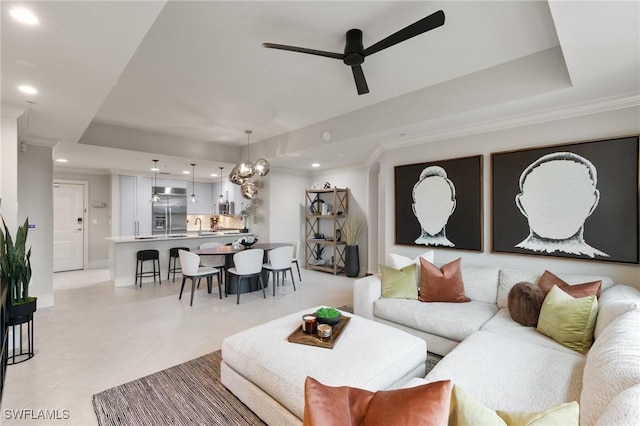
[152,187,187,235]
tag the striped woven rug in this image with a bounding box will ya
[93,349,442,426]
[92,350,265,426]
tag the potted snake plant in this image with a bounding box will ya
[0,217,36,319]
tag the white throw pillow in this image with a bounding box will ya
[389,251,435,286]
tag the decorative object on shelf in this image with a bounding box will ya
[311,182,323,190]
[189,163,197,203]
[310,194,324,215]
[1,216,37,364]
[150,159,160,203]
[343,213,365,278]
[308,245,325,265]
[230,130,271,200]
[323,182,331,189]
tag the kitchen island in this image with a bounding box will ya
[107,232,254,287]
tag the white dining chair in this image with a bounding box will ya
[227,249,266,304]
[262,246,296,297]
[178,250,220,306]
[285,240,302,281]
[199,242,226,283]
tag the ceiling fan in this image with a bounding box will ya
[262,10,445,95]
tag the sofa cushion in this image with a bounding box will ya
[303,376,452,426]
[380,264,417,299]
[538,270,602,298]
[594,285,640,339]
[580,310,640,426]
[507,282,545,326]
[481,309,583,355]
[594,384,640,426]
[425,331,585,412]
[389,250,434,287]
[419,257,470,303]
[374,298,497,342]
[537,285,598,354]
[498,269,613,309]
[460,264,500,305]
[450,384,579,426]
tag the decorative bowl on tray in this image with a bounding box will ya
[315,307,341,326]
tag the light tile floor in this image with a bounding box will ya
[2,268,354,425]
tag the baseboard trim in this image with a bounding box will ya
[88,260,109,269]
[35,293,54,309]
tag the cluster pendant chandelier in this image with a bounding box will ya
[229,130,270,199]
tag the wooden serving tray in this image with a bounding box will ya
[287,315,351,349]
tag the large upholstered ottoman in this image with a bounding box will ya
[221,307,427,425]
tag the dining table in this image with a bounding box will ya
[194,243,291,296]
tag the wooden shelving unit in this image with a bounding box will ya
[304,187,348,275]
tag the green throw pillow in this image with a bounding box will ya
[380,264,417,299]
[537,285,598,354]
[450,384,579,426]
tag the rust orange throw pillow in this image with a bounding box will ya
[303,377,452,426]
[419,257,470,303]
[538,270,602,298]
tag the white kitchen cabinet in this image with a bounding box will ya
[120,175,152,236]
[187,182,214,214]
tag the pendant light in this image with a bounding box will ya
[189,163,197,203]
[237,130,255,179]
[150,159,160,203]
[218,167,225,203]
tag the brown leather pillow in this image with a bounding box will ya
[303,377,452,426]
[508,282,546,326]
[538,270,602,298]
[418,257,470,303]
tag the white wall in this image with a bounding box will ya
[54,171,111,268]
[18,145,54,308]
[268,171,309,244]
[1,111,20,231]
[380,106,640,287]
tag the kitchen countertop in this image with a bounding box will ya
[107,232,253,244]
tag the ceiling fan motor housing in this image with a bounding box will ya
[343,29,365,66]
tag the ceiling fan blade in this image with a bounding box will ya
[351,65,369,95]
[262,43,343,60]
[363,10,445,57]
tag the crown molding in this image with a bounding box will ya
[382,93,640,151]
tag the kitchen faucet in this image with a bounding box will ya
[195,217,202,234]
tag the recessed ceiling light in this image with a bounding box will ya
[10,8,39,25]
[150,167,159,172]
[18,85,37,95]
[210,173,218,177]
[311,163,320,168]
[55,158,68,163]
[182,170,190,175]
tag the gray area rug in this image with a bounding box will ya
[94,309,442,425]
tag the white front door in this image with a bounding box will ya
[53,183,85,272]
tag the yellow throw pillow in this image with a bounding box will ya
[537,285,598,354]
[450,385,579,426]
[380,264,418,299]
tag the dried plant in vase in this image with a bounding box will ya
[342,214,365,246]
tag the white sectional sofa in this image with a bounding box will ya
[353,265,640,425]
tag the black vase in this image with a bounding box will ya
[345,245,360,278]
